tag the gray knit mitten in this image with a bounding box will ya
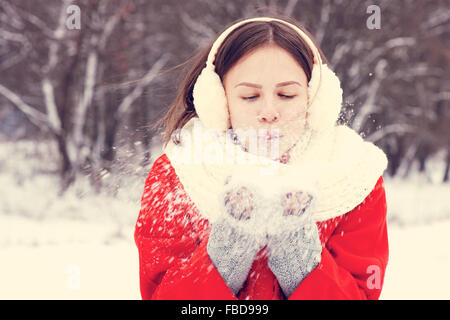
[207,179,266,295]
[266,189,323,298]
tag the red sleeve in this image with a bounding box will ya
[288,176,389,300]
[134,156,237,300]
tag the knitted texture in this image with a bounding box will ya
[207,164,324,296]
[267,223,322,298]
[265,188,323,298]
[206,179,266,295]
[206,216,262,295]
[164,117,388,224]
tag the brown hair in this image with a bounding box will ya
[153,13,328,148]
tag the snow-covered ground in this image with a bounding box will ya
[1,140,449,299]
[1,216,449,300]
[381,220,450,299]
[0,230,140,300]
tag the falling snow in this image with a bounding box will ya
[1,141,450,299]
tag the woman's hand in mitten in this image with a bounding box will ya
[206,178,266,296]
[266,189,323,298]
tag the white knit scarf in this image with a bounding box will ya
[163,116,388,223]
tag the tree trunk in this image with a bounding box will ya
[444,150,450,183]
[54,131,75,194]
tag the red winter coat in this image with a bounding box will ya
[134,154,389,300]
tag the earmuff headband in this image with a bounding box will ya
[205,17,323,104]
[192,16,343,133]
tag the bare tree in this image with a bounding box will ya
[0,0,171,192]
[1,0,449,188]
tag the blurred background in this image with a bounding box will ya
[0,0,449,299]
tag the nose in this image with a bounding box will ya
[257,109,280,123]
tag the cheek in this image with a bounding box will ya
[227,98,257,127]
[282,99,308,120]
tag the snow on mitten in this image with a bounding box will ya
[266,179,323,298]
[207,174,267,295]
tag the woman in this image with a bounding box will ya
[134,15,389,300]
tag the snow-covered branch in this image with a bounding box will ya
[42,0,71,74]
[391,63,442,80]
[352,59,387,133]
[330,41,353,67]
[365,37,416,67]
[0,29,29,43]
[41,79,62,134]
[117,54,171,115]
[283,0,299,16]
[0,2,25,29]
[314,2,331,47]
[432,92,450,102]
[366,123,415,143]
[423,8,450,31]
[180,11,216,44]
[36,0,71,137]
[73,50,98,151]
[98,9,123,51]
[0,84,52,130]
[0,29,32,70]
[1,1,54,39]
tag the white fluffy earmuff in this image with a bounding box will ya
[192,17,343,134]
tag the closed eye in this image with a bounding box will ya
[242,95,259,101]
[242,93,296,101]
[279,94,296,99]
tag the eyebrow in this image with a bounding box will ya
[234,81,302,89]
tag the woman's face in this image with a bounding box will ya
[223,44,310,157]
